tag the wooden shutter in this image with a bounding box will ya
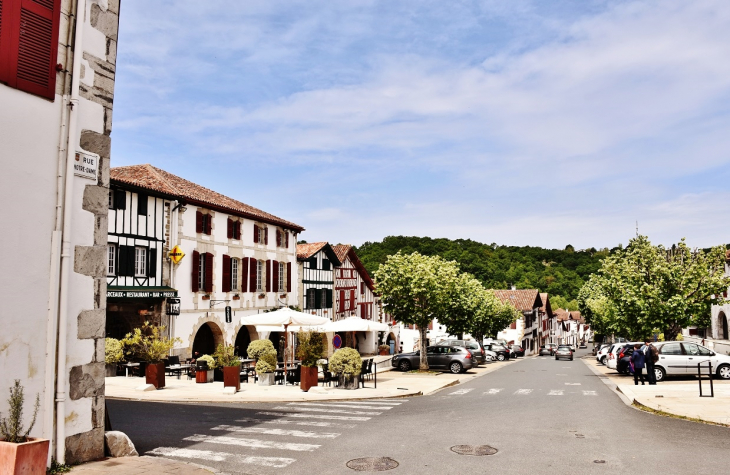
[253,224,259,243]
[264,226,269,245]
[285,231,289,248]
[510,321,517,330]
[191,250,200,292]
[204,252,213,293]
[222,254,231,292]
[325,288,332,308]
[349,289,356,310]
[146,247,157,277]
[226,218,233,239]
[117,245,132,276]
[249,258,257,292]
[0,0,62,100]
[114,190,126,210]
[339,290,345,312]
[234,221,241,240]
[265,259,271,292]
[272,260,279,292]
[276,230,281,247]
[196,211,203,233]
[428,321,433,330]
[205,215,212,235]
[137,193,148,215]
[286,262,291,293]
[241,257,249,291]
[314,287,322,309]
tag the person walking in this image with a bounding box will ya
[643,339,657,385]
[631,343,646,385]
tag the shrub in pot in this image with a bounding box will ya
[196,355,216,383]
[121,322,181,389]
[296,330,325,392]
[0,380,48,475]
[378,344,390,356]
[330,347,362,390]
[214,344,241,392]
[105,338,124,376]
[248,340,278,385]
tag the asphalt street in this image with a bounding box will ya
[107,350,730,475]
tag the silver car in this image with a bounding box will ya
[392,345,474,374]
[652,341,730,381]
[437,339,488,365]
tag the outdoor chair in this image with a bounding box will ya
[363,359,374,380]
[360,360,370,380]
[321,364,334,387]
[287,364,301,385]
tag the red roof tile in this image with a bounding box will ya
[297,242,328,259]
[492,289,542,312]
[332,244,374,291]
[554,308,571,322]
[111,164,304,231]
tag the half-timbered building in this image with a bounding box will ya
[494,289,543,355]
[297,242,341,319]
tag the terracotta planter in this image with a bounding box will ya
[379,349,389,356]
[300,366,319,392]
[145,362,165,389]
[0,438,49,475]
[223,365,241,392]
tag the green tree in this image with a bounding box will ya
[578,236,729,340]
[374,252,461,370]
[468,289,521,342]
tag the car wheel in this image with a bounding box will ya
[398,360,411,372]
[555,356,559,360]
[654,366,666,382]
[449,362,463,374]
[717,364,730,380]
[600,356,607,365]
[497,354,505,361]
[570,357,573,361]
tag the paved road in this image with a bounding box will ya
[108,350,730,474]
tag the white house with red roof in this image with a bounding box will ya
[296,242,341,319]
[109,164,304,361]
[495,289,543,355]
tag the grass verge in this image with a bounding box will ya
[632,401,729,428]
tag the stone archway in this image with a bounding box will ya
[720,312,728,340]
[192,321,224,357]
[234,326,255,357]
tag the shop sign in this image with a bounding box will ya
[107,290,178,299]
[169,245,185,264]
[167,298,181,316]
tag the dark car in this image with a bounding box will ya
[509,345,525,358]
[484,343,511,361]
[438,339,487,365]
[391,345,474,374]
[617,344,637,374]
[554,345,573,361]
[539,343,558,356]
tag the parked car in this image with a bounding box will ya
[555,346,573,361]
[483,343,511,361]
[651,341,730,382]
[616,344,637,374]
[438,339,487,365]
[509,345,525,358]
[605,344,624,370]
[595,344,611,365]
[539,343,558,356]
[391,345,474,374]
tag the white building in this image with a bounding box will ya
[108,165,304,362]
[710,251,730,342]
[297,242,341,319]
[0,0,120,464]
[494,289,542,355]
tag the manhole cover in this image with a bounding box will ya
[450,445,498,456]
[346,457,399,471]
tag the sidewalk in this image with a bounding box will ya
[71,456,215,474]
[582,356,730,426]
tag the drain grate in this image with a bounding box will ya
[594,460,606,464]
[450,445,498,456]
[346,457,399,471]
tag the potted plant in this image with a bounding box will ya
[0,380,48,475]
[330,348,362,390]
[378,344,390,356]
[247,340,277,386]
[121,322,181,389]
[105,337,124,376]
[214,344,241,392]
[296,330,325,392]
[196,355,216,383]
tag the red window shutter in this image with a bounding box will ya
[264,226,269,245]
[339,290,345,312]
[249,258,257,292]
[361,282,365,294]
[276,230,281,247]
[286,262,291,293]
[510,321,516,330]
[0,0,62,100]
[285,232,289,248]
[196,211,203,233]
[204,252,213,293]
[222,254,231,292]
[273,260,279,292]
[227,219,233,239]
[265,259,271,292]
[241,257,249,291]
[349,289,356,310]
[235,221,241,240]
[191,250,200,292]
[205,215,212,235]
[253,224,259,243]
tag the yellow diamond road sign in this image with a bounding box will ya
[169,245,185,264]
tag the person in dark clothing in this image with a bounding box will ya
[631,343,646,385]
[643,340,657,385]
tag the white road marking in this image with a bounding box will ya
[338,401,405,406]
[212,424,339,439]
[148,447,295,468]
[548,390,564,396]
[273,406,381,416]
[514,389,533,395]
[234,417,355,429]
[184,434,320,452]
[289,402,393,410]
[484,388,503,395]
[565,383,581,386]
[448,388,474,395]
[582,390,598,396]
[257,411,371,422]
[556,374,567,376]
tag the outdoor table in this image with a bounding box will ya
[122,362,139,377]
[167,364,192,379]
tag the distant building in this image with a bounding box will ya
[494,289,543,355]
[710,250,730,341]
[297,242,341,319]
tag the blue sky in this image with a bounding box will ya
[112,0,730,250]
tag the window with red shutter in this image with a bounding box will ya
[222,254,231,292]
[253,224,259,243]
[0,0,62,100]
[272,260,279,292]
[241,257,249,291]
[205,214,212,235]
[276,230,281,247]
[510,321,516,330]
[249,258,257,292]
[195,211,203,233]
[204,252,213,293]
[264,226,269,245]
[191,251,200,292]
[234,221,241,240]
[286,262,291,293]
[265,259,271,292]
[349,289,356,310]
[226,219,233,239]
[339,290,345,312]
[285,231,289,248]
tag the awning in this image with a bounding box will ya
[321,316,389,332]
[107,286,178,299]
[239,307,329,327]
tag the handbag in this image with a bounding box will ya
[629,360,635,373]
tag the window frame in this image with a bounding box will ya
[107,244,116,276]
[231,258,239,291]
[134,246,147,277]
[278,262,285,292]
[198,253,206,291]
[256,260,263,291]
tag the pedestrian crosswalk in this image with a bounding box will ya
[148,399,407,471]
[445,387,603,398]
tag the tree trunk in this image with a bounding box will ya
[418,325,429,370]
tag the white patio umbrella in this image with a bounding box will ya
[239,308,329,384]
[322,316,389,332]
